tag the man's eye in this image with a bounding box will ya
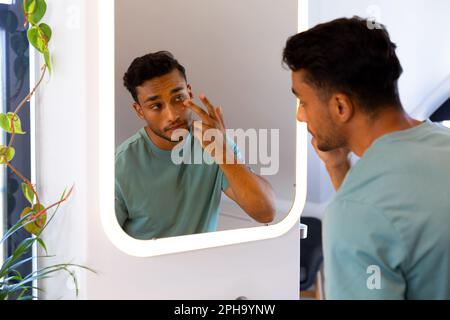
[175,95,186,102]
[150,104,161,110]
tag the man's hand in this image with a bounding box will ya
[311,137,351,168]
[183,94,230,163]
[184,94,275,223]
[311,137,351,191]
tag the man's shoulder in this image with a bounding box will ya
[340,122,450,195]
[332,121,450,218]
[115,130,145,161]
[336,152,398,203]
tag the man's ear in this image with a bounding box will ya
[330,93,354,123]
[132,102,145,120]
[187,84,193,99]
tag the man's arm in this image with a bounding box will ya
[221,160,275,224]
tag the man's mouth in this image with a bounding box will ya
[165,122,187,132]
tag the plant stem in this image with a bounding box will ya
[5,161,41,206]
[8,64,47,149]
[33,185,74,220]
[4,65,47,210]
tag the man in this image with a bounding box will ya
[115,51,275,240]
[283,17,450,299]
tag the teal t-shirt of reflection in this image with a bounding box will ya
[115,127,230,240]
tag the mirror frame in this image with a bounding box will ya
[98,0,309,257]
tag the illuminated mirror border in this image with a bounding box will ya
[98,0,309,257]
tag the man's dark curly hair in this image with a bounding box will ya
[283,16,403,114]
[123,51,187,103]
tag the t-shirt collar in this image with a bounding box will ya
[140,126,192,158]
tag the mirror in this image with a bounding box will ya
[99,0,308,255]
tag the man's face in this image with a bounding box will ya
[133,69,193,143]
[292,70,346,152]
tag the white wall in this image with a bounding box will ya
[36,0,300,300]
[305,0,450,211]
[34,0,90,299]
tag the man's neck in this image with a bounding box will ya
[348,107,423,157]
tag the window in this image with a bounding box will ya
[430,98,450,128]
[0,13,5,266]
[0,0,32,280]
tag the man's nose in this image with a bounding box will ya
[296,104,307,123]
[165,104,180,121]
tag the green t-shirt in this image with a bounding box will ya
[323,120,450,299]
[115,127,231,240]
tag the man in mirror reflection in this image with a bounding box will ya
[115,51,275,240]
[285,17,450,299]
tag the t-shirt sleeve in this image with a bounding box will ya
[322,199,407,299]
[221,172,230,191]
[115,180,128,228]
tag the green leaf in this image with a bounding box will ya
[27,26,44,53]
[20,204,47,235]
[0,237,36,276]
[38,23,52,42]
[44,48,51,74]
[39,187,70,232]
[26,0,46,25]
[1,210,35,245]
[18,289,32,300]
[5,257,34,274]
[35,237,47,254]
[21,182,35,205]
[27,23,51,57]
[0,112,26,134]
[23,0,37,16]
[0,145,15,163]
[3,255,55,277]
